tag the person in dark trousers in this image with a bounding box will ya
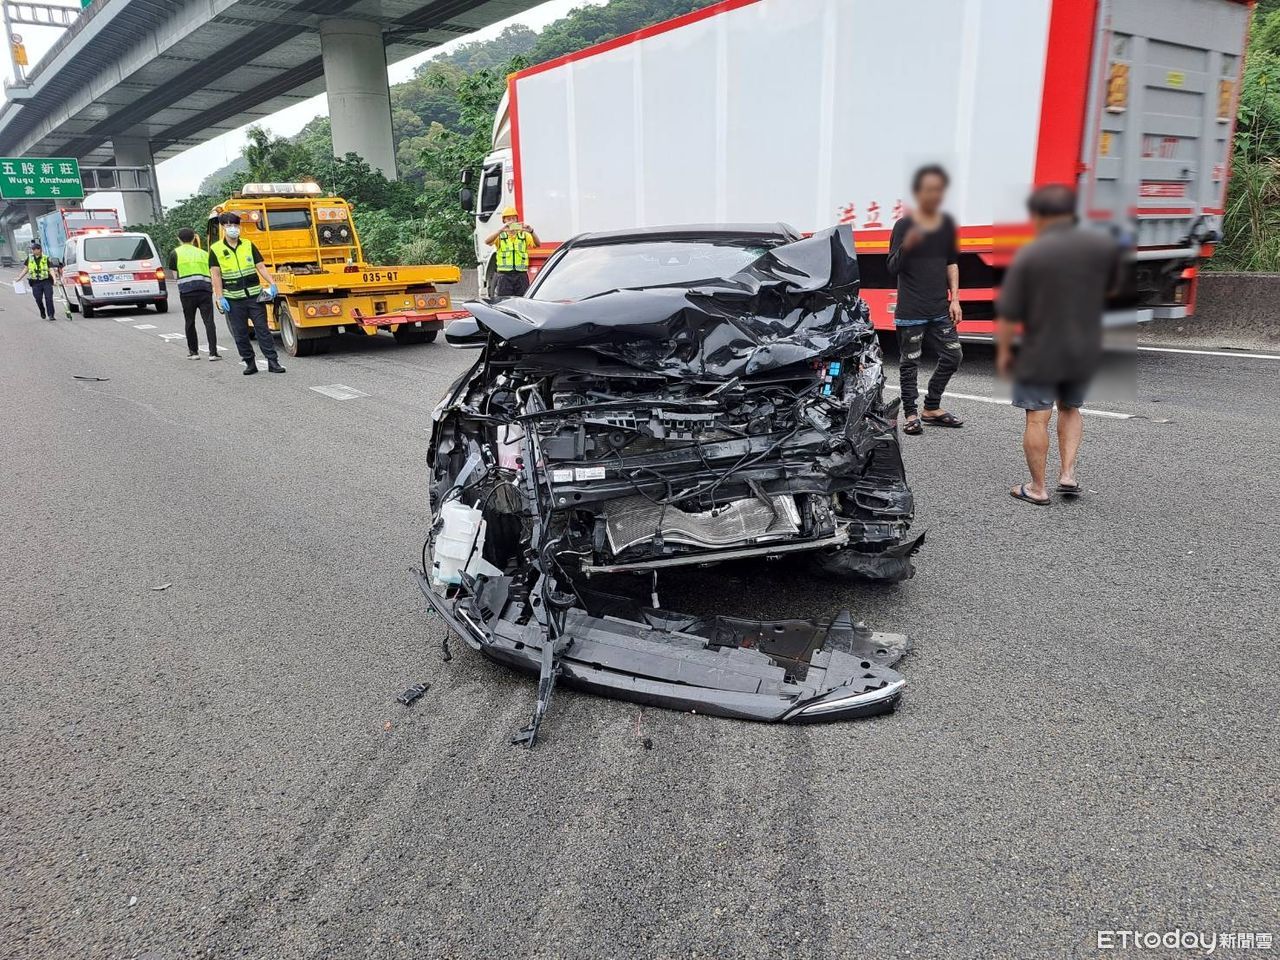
[168,228,220,361]
[208,212,284,376]
[16,241,57,320]
[887,165,965,434]
[996,184,1120,506]
[484,205,540,297]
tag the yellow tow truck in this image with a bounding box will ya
[207,182,465,356]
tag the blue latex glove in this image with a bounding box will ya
[217,296,230,313]
[266,284,278,300]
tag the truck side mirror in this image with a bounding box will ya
[459,186,475,213]
[460,168,474,188]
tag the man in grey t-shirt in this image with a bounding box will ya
[996,185,1120,506]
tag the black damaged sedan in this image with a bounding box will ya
[418,223,922,745]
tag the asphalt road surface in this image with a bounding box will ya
[2,284,1276,960]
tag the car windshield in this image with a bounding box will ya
[83,236,154,261]
[530,238,773,302]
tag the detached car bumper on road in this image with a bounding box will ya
[419,224,921,743]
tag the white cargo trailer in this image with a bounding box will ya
[467,0,1250,330]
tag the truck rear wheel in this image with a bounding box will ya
[278,301,330,357]
[393,326,438,345]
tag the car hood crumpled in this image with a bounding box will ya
[462,224,872,379]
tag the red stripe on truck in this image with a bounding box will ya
[1034,0,1099,187]
[513,0,763,81]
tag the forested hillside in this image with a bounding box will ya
[157,0,715,267]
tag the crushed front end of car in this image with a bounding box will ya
[417,225,921,745]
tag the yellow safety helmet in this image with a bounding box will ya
[501,206,519,219]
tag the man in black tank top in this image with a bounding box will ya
[886,165,965,434]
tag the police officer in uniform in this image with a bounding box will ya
[168,228,220,361]
[16,241,57,320]
[208,212,285,375]
[484,206,539,298]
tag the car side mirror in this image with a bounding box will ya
[444,314,486,347]
[459,186,475,213]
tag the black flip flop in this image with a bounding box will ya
[903,417,923,435]
[922,411,964,428]
[1056,482,1082,497]
[1010,484,1050,506]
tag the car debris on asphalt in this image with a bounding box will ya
[397,682,430,707]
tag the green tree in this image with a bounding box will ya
[1215,7,1280,271]
[411,63,518,266]
[125,192,219,260]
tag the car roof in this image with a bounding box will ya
[562,223,802,247]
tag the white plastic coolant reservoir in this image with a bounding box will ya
[431,501,501,589]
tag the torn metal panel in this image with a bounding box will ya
[419,224,922,745]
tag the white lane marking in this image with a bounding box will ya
[1137,345,1280,361]
[310,384,368,401]
[883,384,1135,419]
[957,337,1280,362]
[114,317,136,323]
[158,332,185,341]
[133,324,157,330]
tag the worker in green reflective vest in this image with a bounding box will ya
[168,228,220,361]
[484,206,540,298]
[209,211,284,376]
[16,241,57,320]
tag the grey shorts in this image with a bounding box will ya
[1012,379,1090,411]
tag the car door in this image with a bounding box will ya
[60,240,77,304]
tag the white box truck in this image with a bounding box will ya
[36,207,122,265]
[466,0,1250,331]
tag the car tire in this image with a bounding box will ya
[64,286,80,313]
[82,299,96,318]
[485,262,499,300]
[278,301,329,357]
[155,298,168,313]
[393,326,438,345]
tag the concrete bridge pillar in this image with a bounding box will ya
[24,201,53,251]
[320,19,397,180]
[111,137,161,225]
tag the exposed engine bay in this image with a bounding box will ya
[417,225,922,745]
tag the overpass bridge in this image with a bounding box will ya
[0,0,537,244]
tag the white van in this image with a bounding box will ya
[58,231,168,318]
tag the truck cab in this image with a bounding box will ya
[462,93,554,298]
[209,182,462,356]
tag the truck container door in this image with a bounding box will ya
[1084,0,1249,248]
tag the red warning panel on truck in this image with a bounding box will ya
[1139,181,1189,199]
